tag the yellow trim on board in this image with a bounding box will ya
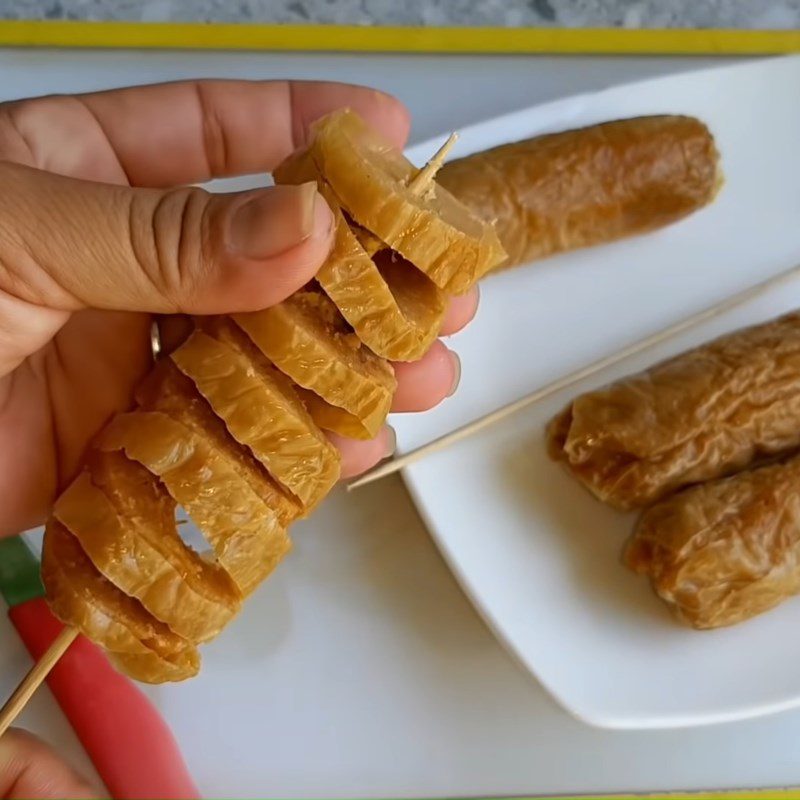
[0,21,799,54]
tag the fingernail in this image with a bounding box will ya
[447,351,462,397]
[228,182,332,259]
[383,426,397,458]
[444,284,480,339]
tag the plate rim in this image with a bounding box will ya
[399,469,800,731]
[399,54,800,730]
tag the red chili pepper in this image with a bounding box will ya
[9,597,200,800]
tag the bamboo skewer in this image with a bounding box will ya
[349,261,800,490]
[0,627,78,737]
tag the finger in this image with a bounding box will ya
[330,426,397,479]
[2,80,410,186]
[0,162,333,317]
[440,286,479,337]
[0,290,69,377]
[0,728,99,799]
[391,340,461,412]
[157,286,481,357]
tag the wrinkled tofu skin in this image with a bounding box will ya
[42,519,200,683]
[309,109,506,294]
[548,312,800,510]
[438,115,721,272]
[234,290,396,439]
[274,149,447,362]
[135,360,302,527]
[627,457,800,629]
[54,453,242,643]
[171,321,340,512]
[98,412,291,598]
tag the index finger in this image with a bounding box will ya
[13,79,410,188]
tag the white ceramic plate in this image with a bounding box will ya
[394,55,800,730]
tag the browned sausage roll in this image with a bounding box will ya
[547,311,800,510]
[438,115,722,271]
[626,456,800,629]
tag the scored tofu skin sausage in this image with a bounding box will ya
[41,110,505,683]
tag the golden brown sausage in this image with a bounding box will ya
[548,311,800,510]
[626,456,800,629]
[438,115,722,271]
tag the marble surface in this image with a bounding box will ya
[0,0,799,29]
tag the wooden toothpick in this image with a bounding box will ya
[0,627,78,738]
[348,262,800,490]
[358,132,458,256]
[409,132,458,194]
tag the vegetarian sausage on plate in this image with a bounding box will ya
[626,455,800,629]
[438,115,722,272]
[548,311,800,510]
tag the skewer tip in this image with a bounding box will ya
[347,458,404,490]
[410,132,459,194]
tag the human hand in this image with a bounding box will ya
[0,728,97,799]
[0,79,477,536]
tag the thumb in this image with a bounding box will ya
[0,728,99,799]
[0,161,333,315]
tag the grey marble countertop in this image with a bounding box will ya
[1,0,799,29]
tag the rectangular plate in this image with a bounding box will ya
[396,55,800,730]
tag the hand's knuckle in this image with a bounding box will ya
[194,83,230,177]
[128,187,212,311]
